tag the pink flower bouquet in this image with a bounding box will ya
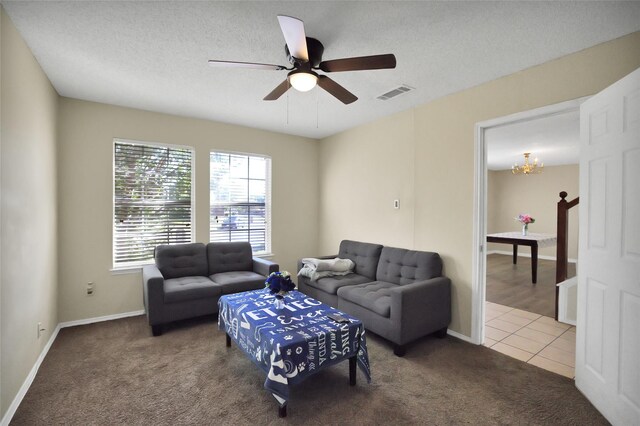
[516,214,535,225]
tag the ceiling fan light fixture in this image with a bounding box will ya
[288,70,318,92]
[209,15,395,104]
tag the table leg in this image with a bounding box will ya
[226,333,231,347]
[513,244,518,264]
[349,356,357,386]
[278,403,287,418]
[531,245,538,284]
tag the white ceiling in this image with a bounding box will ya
[486,109,580,171]
[3,1,639,139]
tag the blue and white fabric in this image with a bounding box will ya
[218,289,371,403]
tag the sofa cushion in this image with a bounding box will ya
[376,247,442,285]
[305,273,372,295]
[155,243,208,279]
[210,271,266,294]
[337,281,397,318]
[338,240,383,280]
[207,242,253,275]
[164,276,222,303]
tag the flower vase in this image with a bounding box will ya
[274,294,285,310]
[522,224,528,236]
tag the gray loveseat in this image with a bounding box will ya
[298,240,451,356]
[143,241,278,336]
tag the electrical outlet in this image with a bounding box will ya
[37,322,45,339]
[87,281,95,296]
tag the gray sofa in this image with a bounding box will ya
[298,240,451,356]
[143,241,278,336]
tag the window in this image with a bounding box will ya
[210,152,270,254]
[113,140,193,267]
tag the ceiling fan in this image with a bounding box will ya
[208,15,397,105]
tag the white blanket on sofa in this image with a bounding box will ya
[298,257,355,282]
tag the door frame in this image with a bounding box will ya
[471,97,590,345]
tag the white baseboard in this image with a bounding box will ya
[1,324,61,426]
[486,250,577,264]
[1,309,145,426]
[447,329,477,344]
[58,309,145,329]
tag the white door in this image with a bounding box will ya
[577,67,640,425]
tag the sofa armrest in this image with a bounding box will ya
[390,277,451,344]
[296,254,339,274]
[142,264,165,325]
[253,257,279,277]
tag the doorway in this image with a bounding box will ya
[485,110,579,318]
[471,98,588,376]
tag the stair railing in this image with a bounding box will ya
[555,191,579,320]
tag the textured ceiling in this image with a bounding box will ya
[486,109,579,171]
[3,1,639,139]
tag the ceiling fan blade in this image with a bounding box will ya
[319,54,396,73]
[277,15,309,62]
[317,76,357,105]
[263,80,291,101]
[208,60,285,71]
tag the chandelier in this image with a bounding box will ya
[512,152,543,175]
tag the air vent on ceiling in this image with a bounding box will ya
[377,84,414,101]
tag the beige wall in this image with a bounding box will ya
[319,110,415,251]
[319,31,640,338]
[0,8,58,417]
[487,165,580,259]
[57,99,319,322]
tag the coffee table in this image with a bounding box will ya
[218,289,371,417]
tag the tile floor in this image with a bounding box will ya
[484,301,576,378]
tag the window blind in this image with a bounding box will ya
[210,152,270,254]
[114,141,193,266]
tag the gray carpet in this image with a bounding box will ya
[11,315,607,425]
